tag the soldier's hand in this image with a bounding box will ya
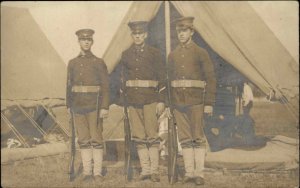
[204,105,213,116]
[100,109,109,119]
[156,103,165,116]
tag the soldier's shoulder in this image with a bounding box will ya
[68,57,79,66]
[147,45,163,57]
[147,45,159,52]
[122,47,132,57]
[123,47,131,54]
[193,43,208,54]
[93,55,104,62]
[93,56,106,66]
[170,45,180,55]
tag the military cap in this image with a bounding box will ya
[128,21,148,34]
[75,29,95,39]
[173,16,195,29]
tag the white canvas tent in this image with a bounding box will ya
[1,6,67,102]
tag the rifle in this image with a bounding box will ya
[121,67,133,181]
[166,63,178,184]
[69,110,76,181]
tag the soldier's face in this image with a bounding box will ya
[176,27,194,44]
[131,32,147,45]
[78,38,93,51]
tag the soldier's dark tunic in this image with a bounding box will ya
[66,51,109,148]
[120,44,165,145]
[168,41,216,148]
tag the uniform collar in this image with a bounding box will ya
[131,43,146,52]
[78,50,94,58]
[179,40,194,49]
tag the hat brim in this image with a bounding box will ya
[132,30,147,34]
[176,25,193,30]
[78,37,93,39]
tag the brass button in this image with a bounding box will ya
[135,87,138,90]
[79,73,82,76]
[135,68,139,71]
[136,58,139,61]
[80,64,83,67]
[181,54,185,58]
[181,65,185,68]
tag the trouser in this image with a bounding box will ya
[72,110,104,176]
[173,104,206,148]
[128,102,160,175]
[173,104,206,178]
[73,110,103,149]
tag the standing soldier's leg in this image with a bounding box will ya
[144,102,160,182]
[74,113,93,181]
[88,111,104,180]
[128,106,151,180]
[191,104,206,185]
[173,108,195,183]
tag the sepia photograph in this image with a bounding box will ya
[1,1,299,187]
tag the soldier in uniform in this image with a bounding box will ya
[66,29,110,182]
[168,17,216,185]
[119,21,166,182]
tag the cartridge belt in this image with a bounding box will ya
[171,80,206,88]
[126,80,158,88]
[72,85,101,93]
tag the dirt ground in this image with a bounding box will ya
[1,101,299,187]
[1,154,299,188]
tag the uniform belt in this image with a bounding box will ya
[171,80,206,88]
[72,86,101,93]
[126,80,158,88]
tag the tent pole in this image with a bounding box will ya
[165,1,171,59]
